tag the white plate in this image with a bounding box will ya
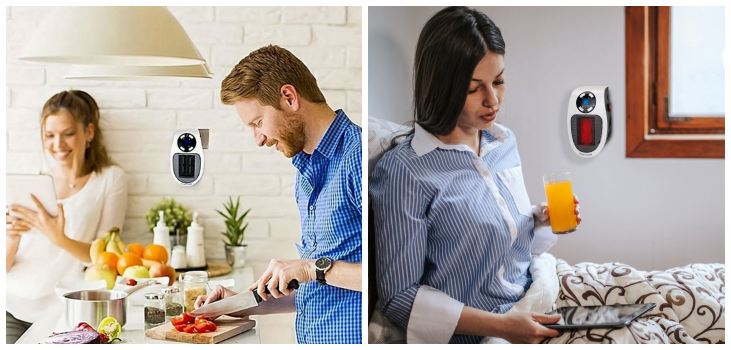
[208,278,235,290]
[114,276,170,306]
[54,279,107,302]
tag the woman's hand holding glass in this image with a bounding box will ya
[536,194,581,232]
[8,195,66,245]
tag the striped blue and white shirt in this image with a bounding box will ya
[370,122,554,344]
[292,110,362,344]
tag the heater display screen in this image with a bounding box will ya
[179,155,196,178]
[577,116,596,146]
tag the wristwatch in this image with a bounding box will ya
[314,257,333,285]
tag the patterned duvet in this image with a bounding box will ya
[371,253,725,344]
[540,258,725,344]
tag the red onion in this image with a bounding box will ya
[41,330,101,344]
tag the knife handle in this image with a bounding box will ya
[253,279,300,303]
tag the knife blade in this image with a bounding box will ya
[189,279,299,318]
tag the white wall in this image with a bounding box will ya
[7,5,361,258]
[6,7,361,343]
[368,6,724,271]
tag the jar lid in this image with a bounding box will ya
[182,271,209,282]
[144,292,164,300]
[162,286,181,294]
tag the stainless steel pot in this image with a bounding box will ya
[63,280,153,328]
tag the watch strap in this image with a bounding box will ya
[316,268,327,285]
[315,257,331,285]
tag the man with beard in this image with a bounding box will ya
[194,45,362,344]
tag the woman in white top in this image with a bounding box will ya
[5,90,128,344]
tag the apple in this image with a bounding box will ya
[85,264,117,290]
[149,264,177,286]
[142,258,162,269]
[122,265,150,279]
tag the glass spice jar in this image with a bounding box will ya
[144,292,166,331]
[180,271,210,313]
[162,286,184,322]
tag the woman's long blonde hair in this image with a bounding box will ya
[40,90,113,175]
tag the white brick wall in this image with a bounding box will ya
[5,6,362,271]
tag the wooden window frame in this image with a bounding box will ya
[625,6,724,158]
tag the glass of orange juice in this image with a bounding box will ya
[543,172,577,234]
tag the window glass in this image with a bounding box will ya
[670,6,725,117]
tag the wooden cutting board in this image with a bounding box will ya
[175,261,232,278]
[145,317,255,344]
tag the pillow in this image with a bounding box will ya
[367,116,411,177]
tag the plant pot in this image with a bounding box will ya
[224,245,247,268]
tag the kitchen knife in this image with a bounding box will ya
[189,279,299,318]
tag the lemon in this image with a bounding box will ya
[98,316,121,340]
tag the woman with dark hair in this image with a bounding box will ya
[5,90,128,343]
[370,7,581,344]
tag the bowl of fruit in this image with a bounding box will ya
[85,229,179,305]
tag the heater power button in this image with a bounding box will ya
[607,104,612,111]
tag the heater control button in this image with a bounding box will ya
[608,104,612,111]
[576,91,597,113]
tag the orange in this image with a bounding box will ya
[117,253,143,275]
[96,252,119,271]
[143,244,169,265]
[126,243,145,258]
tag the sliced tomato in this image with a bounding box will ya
[181,313,195,324]
[195,323,209,333]
[171,316,186,326]
[174,324,186,332]
[184,324,197,333]
[207,322,217,332]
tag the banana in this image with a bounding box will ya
[115,232,126,254]
[105,232,124,257]
[89,237,108,265]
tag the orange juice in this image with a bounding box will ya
[544,180,577,233]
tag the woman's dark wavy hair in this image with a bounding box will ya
[391,6,505,147]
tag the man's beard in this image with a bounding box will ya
[266,111,306,158]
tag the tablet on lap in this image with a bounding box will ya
[544,303,656,330]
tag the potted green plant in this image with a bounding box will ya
[216,196,251,268]
[145,198,193,248]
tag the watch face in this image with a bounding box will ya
[315,257,331,269]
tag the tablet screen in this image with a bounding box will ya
[547,303,655,329]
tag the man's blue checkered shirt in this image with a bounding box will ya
[291,110,362,344]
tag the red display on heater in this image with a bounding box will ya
[578,117,595,146]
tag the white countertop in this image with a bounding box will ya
[17,265,260,344]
